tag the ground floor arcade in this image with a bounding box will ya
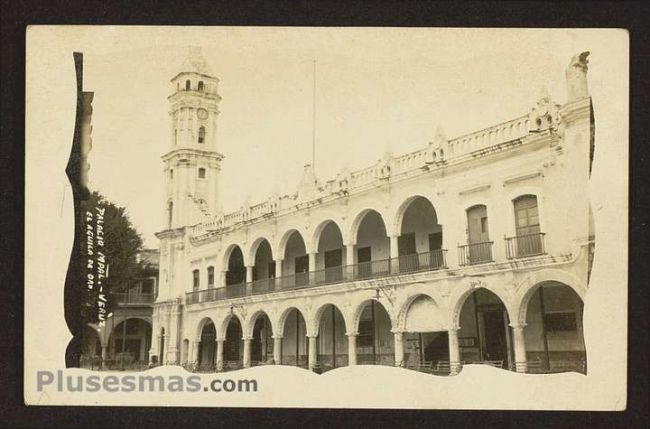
[168,278,586,375]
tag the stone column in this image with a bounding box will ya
[308,252,317,284]
[215,338,224,371]
[393,330,404,367]
[160,333,167,365]
[220,270,227,288]
[448,328,461,375]
[274,259,283,289]
[193,340,201,364]
[511,323,528,373]
[243,337,252,368]
[273,336,283,364]
[308,335,318,371]
[246,265,253,283]
[166,307,180,365]
[389,234,400,273]
[347,333,358,366]
[345,243,356,280]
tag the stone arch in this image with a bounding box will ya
[275,228,308,260]
[218,312,245,340]
[195,316,218,341]
[350,299,395,334]
[245,309,274,339]
[391,194,442,238]
[450,283,515,329]
[105,316,152,342]
[348,207,390,245]
[275,305,307,337]
[310,302,349,338]
[310,219,346,254]
[514,269,587,326]
[248,237,274,266]
[395,292,446,332]
[222,242,247,269]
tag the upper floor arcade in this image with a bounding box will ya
[183,181,576,305]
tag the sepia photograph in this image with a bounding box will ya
[23,26,629,409]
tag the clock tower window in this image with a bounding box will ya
[198,168,206,179]
[185,79,191,90]
[198,81,204,92]
[198,126,206,143]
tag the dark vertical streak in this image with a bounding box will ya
[64,52,84,367]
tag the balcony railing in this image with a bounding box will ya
[185,249,447,304]
[114,292,155,305]
[505,232,546,259]
[458,241,494,266]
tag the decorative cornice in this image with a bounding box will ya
[459,184,491,196]
[503,170,543,186]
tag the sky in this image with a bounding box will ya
[81,27,613,247]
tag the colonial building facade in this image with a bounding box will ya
[151,49,593,375]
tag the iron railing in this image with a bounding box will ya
[505,232,546,259]
[114,292,155,305]
[186,249,447,304]
[458,241,494,266]
[396,249,447,273]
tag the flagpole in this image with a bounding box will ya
[312,59,316,176]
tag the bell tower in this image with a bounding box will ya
[163,46,223,230]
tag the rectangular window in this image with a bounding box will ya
[357,246,371,263]
[428,232,443,251]
[544,312,578,332]
[207,266,214,288]
[192,269,200,290]
[141,278,154,294]
[514,195,540,236]
[294,255,309,273]
[198,168,206,179]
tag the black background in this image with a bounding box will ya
[1,1,648,427]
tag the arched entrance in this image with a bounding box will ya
[457,288,512,369]
[355,301,394,365]
[281,308,308,368]
[250,313,273,365]
[107,318,152,370]
[252,239,275,294]
[282,231,309,288]
[354,210,390,279]
[523,282,586,373]
[315,304,348,371]
[224,316,243,370]
[398,196,445,272]
[314,221,345,285]
[402,295,449,373]
[226,246,246,297]
[198,321,216,371]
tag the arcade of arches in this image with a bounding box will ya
[183,281,585,374]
